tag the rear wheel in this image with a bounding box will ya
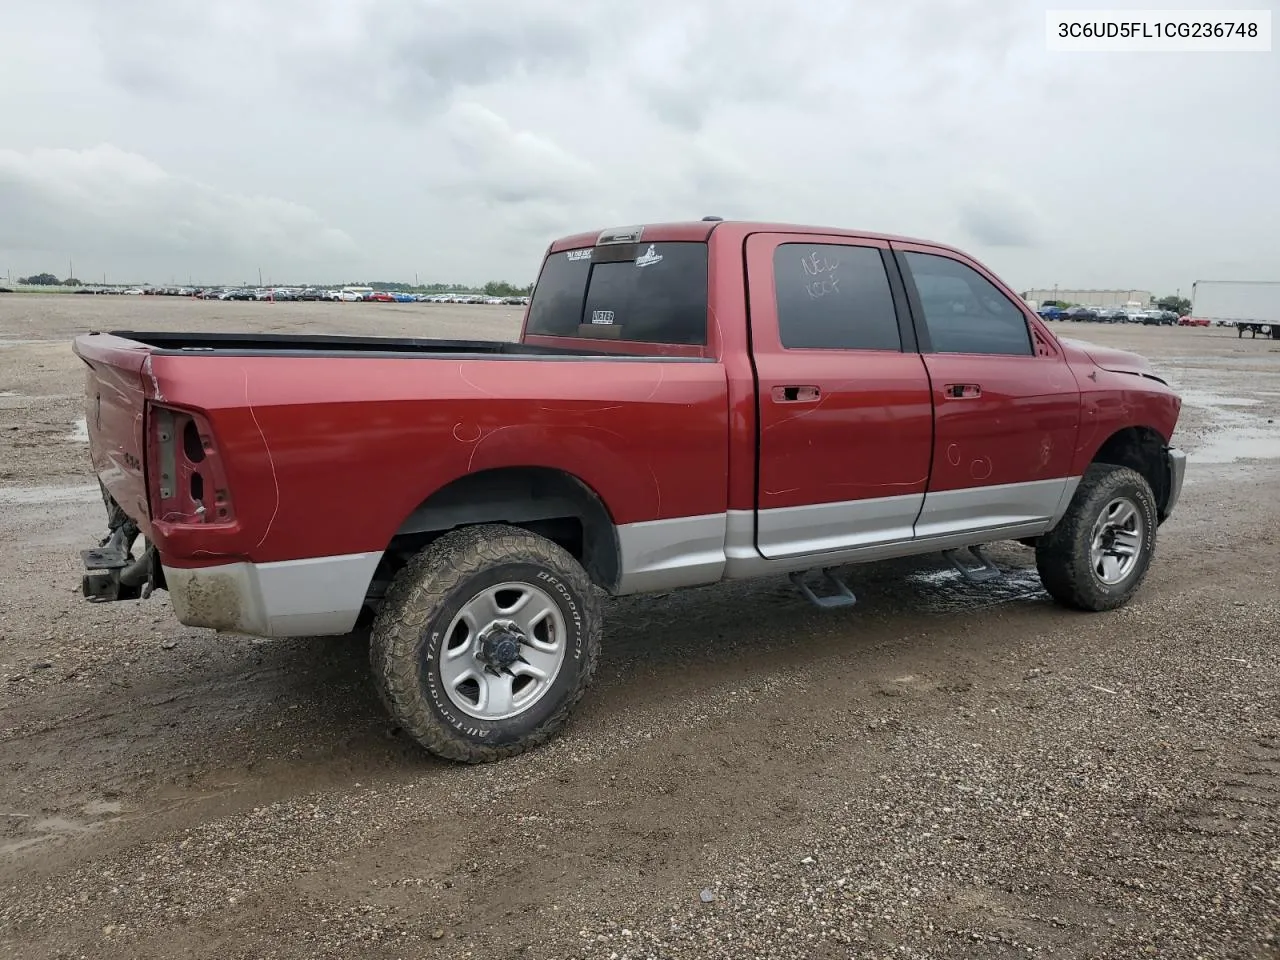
[1035,464,1157,612]
[370,523,602,763]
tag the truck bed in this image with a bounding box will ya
[103,330,617,358]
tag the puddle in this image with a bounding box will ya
[1179,391,1262,408]
[0,816,96,857]
[66,417,88,442]
[0,484,100,506]
[903,565,1047,612]
[81,800,124,816]
[0,391,19,398]
[1190,429,1280,464]
[1176,386,1280,464]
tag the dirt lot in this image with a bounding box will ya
[1,294,1277,960]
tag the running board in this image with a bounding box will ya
[789,569,858,609]
[942,545,1002,583]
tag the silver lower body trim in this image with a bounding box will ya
[614,513,728,595]
[616,476,1084,593]
[722,510,1053,580]
[756,492,923,560]
[913,477,1074,540]
[163,551,383,638]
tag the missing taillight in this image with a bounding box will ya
[147,402,233,525]
[183,420,206,463]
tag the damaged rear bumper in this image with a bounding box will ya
[81,527,162,602]
[81,487,381,638]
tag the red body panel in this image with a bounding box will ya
[75,220,1183,579]
[744,233,933,509]
[920,353,1081,490]
[74,341,729,566]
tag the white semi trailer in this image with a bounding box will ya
[1190,280,1280,339]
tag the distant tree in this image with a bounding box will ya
[1157,295,1191,315]
[64,277,82,286]
[483,281,530,298]
[19,272,59,285]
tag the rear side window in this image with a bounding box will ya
[526,242,708,345]
[903,252,1033,356]
[773,244,901,351]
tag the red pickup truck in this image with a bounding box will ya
[74,219,1186,763]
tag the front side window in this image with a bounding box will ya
[526,242,708,345]
[903,252,1033,356]
[772,243,902,351]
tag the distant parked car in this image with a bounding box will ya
[1063,306,1098,322]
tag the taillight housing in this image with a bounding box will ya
[146,402,235,525]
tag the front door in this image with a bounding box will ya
[891,243,1082,539]
[746,232,934,560]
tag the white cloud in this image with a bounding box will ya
[0,0,1276,290]
[0,145,356,282]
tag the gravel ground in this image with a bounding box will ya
[0,294,1277,959]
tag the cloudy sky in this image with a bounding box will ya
[0,0,1276,292]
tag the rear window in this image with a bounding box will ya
[525,241,708,345]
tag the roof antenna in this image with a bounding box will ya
[701,215,724,221]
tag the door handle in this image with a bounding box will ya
[944,383,982,399]
[772,385,821,403]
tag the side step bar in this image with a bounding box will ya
[789,569,858,609]
[942,545,1002,584]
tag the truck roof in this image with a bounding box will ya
[546,219,967,256]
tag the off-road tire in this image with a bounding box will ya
[1035,464,1158,612]
[370,523,602,763]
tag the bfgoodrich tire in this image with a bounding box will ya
[370,523,602,763]
[1035,464,1158,612]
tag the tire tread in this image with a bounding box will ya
[1035,463,1158,612]
[369,523,601,764]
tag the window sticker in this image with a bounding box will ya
[635,244,663,268]
[566,248,592,261]
[591,309,616,324]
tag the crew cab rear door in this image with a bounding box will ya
[745,232,933,559]
[890,242,1082,538]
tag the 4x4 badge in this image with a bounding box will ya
[634,244,663,268]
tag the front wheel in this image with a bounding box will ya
[370,524,602,763]
[1035,464,1158,611]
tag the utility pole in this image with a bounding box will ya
[258,267,263,287]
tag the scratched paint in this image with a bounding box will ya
[452,421,482,443]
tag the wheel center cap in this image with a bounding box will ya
[477,620,524,671]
